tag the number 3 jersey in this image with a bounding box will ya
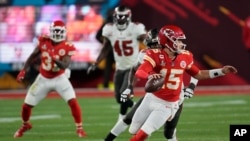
[142,49,199,102]
[102,22,146,70]
[36,36,76,78]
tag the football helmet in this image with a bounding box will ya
[158,25,186,53]
[49,20,67,43]
[144,28,160,48]
[113,5,131,30]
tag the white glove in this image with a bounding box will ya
[87,64,97,74]
[184,87,194,99]
[120,85,134,103]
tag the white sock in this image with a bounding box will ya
[118,114,125,121]
[110,119,129,136]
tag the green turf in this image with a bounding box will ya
[0,94,250,141]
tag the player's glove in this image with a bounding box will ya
[184,83,196,99]
[16,69,26,83]
[87,63,97,74]
[148,73,162,79]
[184,87,194,99]
[120,85,134,103]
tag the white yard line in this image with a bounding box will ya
[185,100,246,107]
[0,114,61,123]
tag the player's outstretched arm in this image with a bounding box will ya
[87,37,112,74]
[120,63,141,102]
[194,65,237,80]
[17,47,40,82]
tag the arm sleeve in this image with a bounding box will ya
[66,44,76,56]
[135,61,153,79]
[136,23,147,35]
[137,50,146,64]
[102,24,110,38]
[186,64,200,76]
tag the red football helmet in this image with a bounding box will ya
[49,20,66,42]
[113,5,131,30]
[158,25,186,53]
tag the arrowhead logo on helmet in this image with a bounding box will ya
[158,25,186,54]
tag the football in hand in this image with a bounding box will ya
[145,75,164,92]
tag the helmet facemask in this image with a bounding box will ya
[167,36,186,54]
[50,21,67,43]
[113,6,131,31]
[160,27,186,54]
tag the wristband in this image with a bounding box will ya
[188,83,196,90]
[209,69,225,78]
[190,77,198,85]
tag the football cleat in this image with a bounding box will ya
[76,128,87,137]
[13,122,32,138]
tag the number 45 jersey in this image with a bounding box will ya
[102,22,146,70]
[36,36,76,78]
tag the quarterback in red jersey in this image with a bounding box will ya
[14,20,86,138]
[129,25,238,141]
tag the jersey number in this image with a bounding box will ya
[161,69,184,90]
[114,40,133,56]
[41,51,60,72]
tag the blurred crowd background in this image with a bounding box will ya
[0,0,249,89]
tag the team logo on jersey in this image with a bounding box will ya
[59,49,66,56]
[180,61,186,68]
[160,60,166,66]
[159,55,165,66]
[42,44,47,50]
[159,54,164,59]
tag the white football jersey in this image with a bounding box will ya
[137,49,147,64]
[102,22,146,70]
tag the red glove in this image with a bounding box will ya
[16,69,26,82]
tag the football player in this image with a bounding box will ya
[87,5,147,120]
[14,20,86,138]
[129,25,237,141]
[103,28,198,141]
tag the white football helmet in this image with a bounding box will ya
[113,5,131,31]
[49,20,66,42]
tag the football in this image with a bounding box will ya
[145,75,164,92]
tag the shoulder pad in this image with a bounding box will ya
[38,34,50,41]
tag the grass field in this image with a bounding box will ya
[0,94,250,141]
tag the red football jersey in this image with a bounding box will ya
[140,49,199,101]
[37,36,76,78]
